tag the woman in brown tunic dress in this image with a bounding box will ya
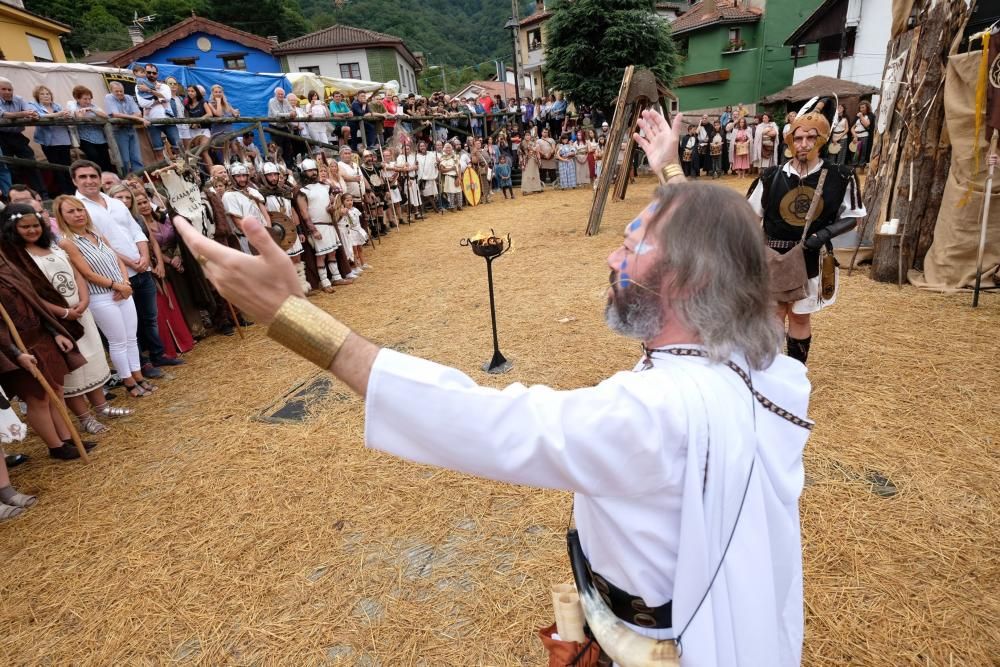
[0,230,91,460]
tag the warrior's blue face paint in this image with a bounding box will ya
[634,240,655,256]
[618,258,631,287]
[610,203,658,290]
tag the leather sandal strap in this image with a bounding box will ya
[0,503,25,520]
[8,492,36,508]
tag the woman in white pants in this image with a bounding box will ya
[54,196,157,398]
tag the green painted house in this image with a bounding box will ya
[671,0,823,112]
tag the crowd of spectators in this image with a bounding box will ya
[0,65,628,520]
[0,69,620,203]
[676,102,877,180]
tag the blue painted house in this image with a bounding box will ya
[108,16,280,73]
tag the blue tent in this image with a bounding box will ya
[138,63,291,120]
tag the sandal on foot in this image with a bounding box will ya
[5,491,36,508]
[78,413,109,435]
[96,404,133,418]
[0,503,24,520]
[137,380,158,394]
[123,381,151,398]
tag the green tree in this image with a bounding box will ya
[203,0,309,41]
[542,0,679,108]
[76,6,132,52]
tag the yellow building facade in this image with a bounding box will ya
[0,2,70,63]
[518,2,552,99]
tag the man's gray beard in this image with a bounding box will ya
[604,283,664,341]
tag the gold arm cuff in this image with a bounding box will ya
[662,164,685,183]
[267,297,351,369]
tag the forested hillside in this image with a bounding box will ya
[31,0,532,66]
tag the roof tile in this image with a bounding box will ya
[273,24,404,53]
[671,0,762,36]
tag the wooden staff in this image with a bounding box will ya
[144,170,188,350]
[0,302,89,463]
[227,301,246,340]
[974,130,998,307]
[152,276,183,352]
[149,170,248,338]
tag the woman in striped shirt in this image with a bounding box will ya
[54,196,156,398]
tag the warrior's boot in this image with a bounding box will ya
[786,335,812,364]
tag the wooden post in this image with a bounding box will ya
[586,66,635,236]
[871,231,911,283]
[587,68,671,234]
[255,122,268,162]
[103,123,125,175]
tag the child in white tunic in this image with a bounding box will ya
[340,193,369,273]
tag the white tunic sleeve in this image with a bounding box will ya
[364,349,686,496]
[747,180,765,217]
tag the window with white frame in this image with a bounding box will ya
[340,63,362,79]
[222,55,247,71]
[27,34,54,62]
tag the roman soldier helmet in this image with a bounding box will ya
[300,158,318,172]
[784,95,837,161]
[229,162,249,176]
[261,162,280,175]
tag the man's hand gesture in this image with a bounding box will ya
[634,109,685,176]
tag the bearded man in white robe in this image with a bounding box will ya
[173,109,811,667]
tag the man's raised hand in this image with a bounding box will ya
[173,216,304,325]
[634,109,685,176]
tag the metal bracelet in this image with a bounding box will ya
[266,297,351,369]
[662,164,685,183]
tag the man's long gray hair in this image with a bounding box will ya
[650,182,782,370]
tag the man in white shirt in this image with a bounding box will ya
[220,163,270,255]
[337,146,364,199]
[134,64,179,161]
[395,141,423,219]
[415,140,441,214]
[72,159,182,373]
[174,108,812,666]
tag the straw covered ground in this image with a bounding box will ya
[0,176,997,666]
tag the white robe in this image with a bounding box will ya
[395,153,422,205]
[221,187,266,254]
[364,346,811,666]
[301,182,339,256]
[338,160,364,198]
[416,151,440,196]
